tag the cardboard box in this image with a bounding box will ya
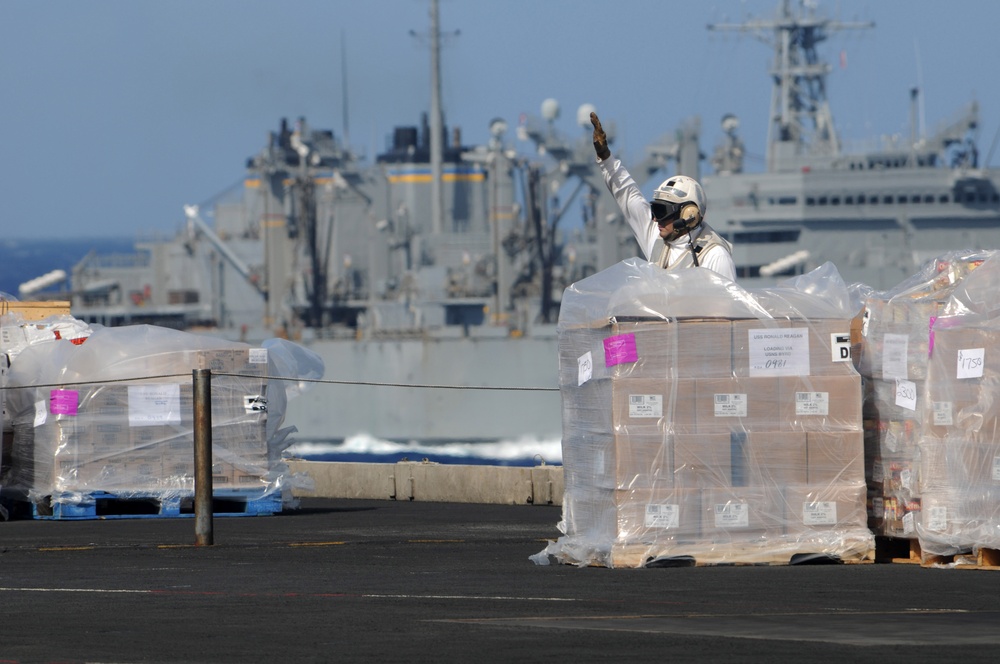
[675,320,732,378]
[741,431,808,487]
[700,487,785,540]
[783,483,867,532]
[780,374,862,432]
[615,488,701,543]
[674,433,733,488]
[0,300,71,321]
[694,377,782,433]
[612,378,696,435]
[613,432,673,490]
[807,431,864,485]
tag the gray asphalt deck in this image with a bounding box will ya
[2,498,1000,663]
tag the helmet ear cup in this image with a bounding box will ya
[673,203,702,231]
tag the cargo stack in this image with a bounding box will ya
[855,253,994,546]
[535,260,872,568]
[2,323,284,519]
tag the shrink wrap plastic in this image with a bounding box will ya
[1,321,323,511]
[856,250,1000,558]
[532,259,871,567]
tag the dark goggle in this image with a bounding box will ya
[651,200,682,222]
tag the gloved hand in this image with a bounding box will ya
[590,112,610,161]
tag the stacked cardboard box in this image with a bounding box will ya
[552,307,869,567]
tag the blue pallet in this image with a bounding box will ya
[32,489,282,520]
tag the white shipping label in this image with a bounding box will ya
[927,506,948,532]
[128,384,182,427]
[748,328,810,376]
[714,393,748,417]
[249,348,269,364]
[873,462,884,483]
[900,468,913,491]
[795,391,829,416]
[882,333,909,380]
[895,379,917,411]
[992,456,1000,482]
[933,401,953,426]
[645,503,680,529]
[831,332,852,362]
[902,511,915,535]
[33,399,47,428]
[577,351,593,386]
[629,394,662,419]
[956,348,985,379]
[714,502,750,528]
[802,501,838,526]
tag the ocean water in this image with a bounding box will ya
[0,237,137,298]
[286,433,563,467]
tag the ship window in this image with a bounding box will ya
[732,230,800,243]
[911,195,922,204]
[845,196,854,204]
[806,197,816,206]
[924,195,934,203]
[967,193,977,203]
[831,197,840,205]
[939,194,950,203]
[778,196,797,205]
[818,196,828,205]
[858,194,866,204]
[883,195,893,204]
[869,196,878,205]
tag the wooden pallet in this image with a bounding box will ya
[921,547,1000,570]
[610,539,875,568]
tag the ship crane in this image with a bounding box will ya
[183,205,267,298]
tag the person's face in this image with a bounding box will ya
[656,216,676,240]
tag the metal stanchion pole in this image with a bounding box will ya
[193,368,214,545]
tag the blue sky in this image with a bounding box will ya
[2,0,998,239]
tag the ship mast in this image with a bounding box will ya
[709,0,872,172]
[429,0,444,235]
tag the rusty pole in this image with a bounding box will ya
[193,369,214,545]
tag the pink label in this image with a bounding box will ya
[928,316,936,356]
[50,389,78,416]
[603,333,638,367]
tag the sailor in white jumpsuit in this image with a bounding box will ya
[590,112,736,282]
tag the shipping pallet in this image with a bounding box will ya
[921,548,1000,570]
[610,542,875,568]
[30,489,282,520]
[874,536,922,564]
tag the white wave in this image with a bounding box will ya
[286,432,562,464]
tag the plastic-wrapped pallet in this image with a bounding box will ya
[854,250,1000,549]
[532,258,872,568]
[3,323,323,516]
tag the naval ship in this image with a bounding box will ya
[37,0,1000,445]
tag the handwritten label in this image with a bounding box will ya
[128,384,182,427]
[645,504,680,529]
[957,348,985,379]
[33,399,47,427]
[748,328,809,376]
[895,379,917,411]
[603,333,638,367]
[577,351,593,386]
[882,333,909,380]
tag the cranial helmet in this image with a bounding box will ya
[650,175,706,228]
